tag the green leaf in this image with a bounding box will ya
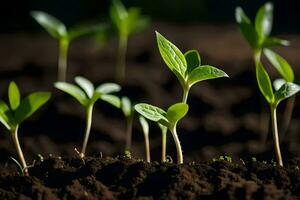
[96,83,121,94]
[15,92,51,124]
[31,11,67,39]
[0,100,12,130]
[235,7,259,49]
[68,23,107,41]
[256,62,274,103]
[274,82,300,105]
[126,7,140,35]
[121,96,132,117]
[156,31,187,79]
[8,81,20,111]
[139,115,149,136]
[133,17,150,34]
[185,50,201,75]
[187,65,228,87]
[134,103,168,126]
[54,82,88,106]
[110,0,128,35]
[75,76,95,99]
[263,37,290,47]
[166,103,188,125]
[273,78,286,91]
[100,94,121,108]
[255,2,273,40]
[263,49,294,82]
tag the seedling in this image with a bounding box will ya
[31,11,106,82]
[110,0,149,83]
[135,102,188,164]
[11,157,36,176]
[158,123,168,162]
[156,32,228,103]
[54,76,121,158]
[256,61,300,166]
[138,116,150,162]
[0,81,51,175]
[121,96,134,150]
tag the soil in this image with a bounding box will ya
[1,22,300,199]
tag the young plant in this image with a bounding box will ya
[158,123,168,162]
[0,81,51,175]
[138,115,150,162]
[256,61,300,166]
[135,102,188,164]
[121,96,134,151]
[156,32,228,103]
[54,76,121,158]
[110,0,149,83]
[31,11,105,82]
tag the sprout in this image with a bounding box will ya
[158,123,168,162]
[256,62,300,166]
[31,11,106,82]
[155,31,228,103]
[54,76,121,158]
[120,96,134,151]
[110,0,150,83]
[135,102,188,164]
[138,116,150,162]
[0,81,51,175]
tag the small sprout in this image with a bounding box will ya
[31,11,106,82]
[110,0,150,83]
[124,150,132,159]
[138,116,150,162]
[54,76,121,158]
[0,81,51,176]
[37,154,44,162]
[11,157,36,176]
[158,123,168,162]
[121,96,134,150]
[156,31,228,103]
[135,102,188,164]
[252,157,257,162]
[212,155,232,163]
[256,62,300,166]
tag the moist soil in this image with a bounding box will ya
[1,22,300,199]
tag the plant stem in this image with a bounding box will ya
[281,96,295,136]
[115,35,128,84]
[144,133,151,162]
[170,125,183,164]
[161,130,167,162]
[58,38,69,82]
[11,125,28,175]
[270,104,283,166]
[125,116,133,151]
[253,50,262,65]
[182,87,190,104]
[80,104,94,158]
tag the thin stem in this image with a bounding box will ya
[58,38,69,82]
[281,96,295,136]
[125,116,133,151]
[270,104,283,166]
[161,131,167,162]
[144,133,151,162]
[170,125,183,164]
[80,104,94,158]
[115,35,128,84]
[11,125,28,176]
[253,49,262,65]
[182,87,190,104]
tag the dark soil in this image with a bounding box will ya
[1,155,300,200]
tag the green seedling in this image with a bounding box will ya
[54,76,121,158]
[110,0,149,83]
[212,155,232,163]
[158,123,168,162]
[31,11,106,82]
[156,32,228,103]
[0,81,51,175]
[121,96,134,150]
[11,157,35,176]
[135,102,188,164]
[138,116,150,162]
[256,61,300,166]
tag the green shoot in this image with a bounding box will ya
[0,81,51,175]
[31,11,106,82]
[121,96,134,151]
[54,76,121,158]
[156,31,228,103]
[158,123,168,162]
[11,157,36,176]
[110,0,149,83]
[135,102,188,164]
[256,62,300,166]
[138,116,150,162]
